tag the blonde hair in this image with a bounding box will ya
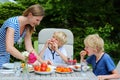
[22,4,45,34]
[53,31,67,46]
[84,34,104,52]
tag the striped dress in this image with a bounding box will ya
[0,16,26,67]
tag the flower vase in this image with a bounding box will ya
[22,60,30,80]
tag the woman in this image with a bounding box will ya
[0,4,47,68]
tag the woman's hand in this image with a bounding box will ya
[32,60,53,66]
[47,60,53,65]
[32,60,41,66]
[41,60,53,65]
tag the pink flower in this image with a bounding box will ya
[28,52,37,64]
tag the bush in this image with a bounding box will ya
[71,23,119,62]
[0,2,25,26]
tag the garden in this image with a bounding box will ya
[0,0,120,64]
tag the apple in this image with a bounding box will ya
[41,63,48,68]
[73,59,77,65]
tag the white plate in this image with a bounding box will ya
[21,64,34,73]
[68,64,90,72]
[82,66,90,71]
[72,67,81,71]
[56,70,73,74]
[34,65,55,75]
[27,64,34,72]
[55,66,73,74]
[71,65,81,72]
[34,70,55,75]
[2,63,14,69]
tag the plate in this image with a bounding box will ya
[28,68,34,72]
[69,65,90,72]
[27,64,34,72]
[72,67,81,71]
[70,65,81,72]
[34,65,55,75]
[55,66,73,74]
[34,70,55,75]
[56,70,73,74]
[21,64,34,73]
[72,66,90,71]
[2,63,14,69]
[81,66,90,71]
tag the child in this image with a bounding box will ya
[39,31,68,64]
[80,34,120,80]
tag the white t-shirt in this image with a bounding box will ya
[42,46,67,64]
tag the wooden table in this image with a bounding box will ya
[0,70,97,80]
[1,62,120,80]
[116,61,120,74]
[111,61,120,80]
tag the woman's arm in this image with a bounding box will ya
[6,28,25,61]
[24,29,40,61]
[24,28,34,53]
[24,29,48,64]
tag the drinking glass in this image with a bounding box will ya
[14,62,21,76]
[22,62,30,80]
[80,62,88,76]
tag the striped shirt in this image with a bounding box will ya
[0,16,21,52]
[0,16,26,67]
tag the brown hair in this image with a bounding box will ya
[22,4,45,34]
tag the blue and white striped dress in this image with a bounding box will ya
[0,16,26,67]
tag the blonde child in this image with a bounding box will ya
[80,34,120,80]
[39,31,68,64]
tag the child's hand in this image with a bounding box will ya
[80,50,87,58]
[45,39,51,48]
[97,76,105,80]
[52,42,58,51]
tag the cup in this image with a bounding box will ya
[81,62,88,71]
[14,62,21,76]
[80,62,88,76]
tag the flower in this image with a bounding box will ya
[22,51,37,64]
[21,51,37,76]
[28,52,37,64]
[22,51,29,58]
